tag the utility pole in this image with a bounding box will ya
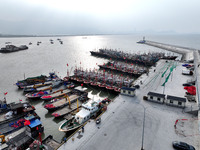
[141,106,146,150]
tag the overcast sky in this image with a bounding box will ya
[0,0,200,35]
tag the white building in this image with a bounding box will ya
[147,92,165,104]
[166,95,186,108]
[120,87,136,97]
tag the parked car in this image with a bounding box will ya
[172,141,195,150]
[182,83,195,86]
[133,84,140,89]
[185,95,196,102]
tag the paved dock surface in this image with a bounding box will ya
[141,40,200,132]
[58,60,200,150]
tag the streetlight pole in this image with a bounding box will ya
[141,106,146,150]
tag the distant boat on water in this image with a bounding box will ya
[0,45,28,53]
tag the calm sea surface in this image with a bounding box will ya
[0,34,199,142]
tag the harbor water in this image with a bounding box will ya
[0,34,199,142]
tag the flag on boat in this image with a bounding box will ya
[4,92,8,95]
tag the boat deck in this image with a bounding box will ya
[42,135,61,150]
[25,81,52,88]
[1,127,27,149]
[49,89,71,98]
[53,95,80,107]
[52,100,83,117]
[0,116,25,135]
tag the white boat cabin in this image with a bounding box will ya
[74,99,101,124]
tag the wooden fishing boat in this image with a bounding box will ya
[23,79,62,93]
[41,89,72,101]
[16,72,58,89]
[25,90,50,99]
[44,94,80,111]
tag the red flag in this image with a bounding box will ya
[67,64,68,66]
[19,99,22,101]
[4,92,8,95]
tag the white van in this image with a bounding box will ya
[182,69,193,75]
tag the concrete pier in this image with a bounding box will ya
[143,40,194,61]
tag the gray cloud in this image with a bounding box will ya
[0,0,200,35]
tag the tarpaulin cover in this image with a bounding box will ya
[42,95,52,99]
[29,119,42,128]
[184,86,196,95]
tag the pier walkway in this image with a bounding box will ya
[143,40,194,61]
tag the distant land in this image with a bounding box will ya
[0,32,199,38]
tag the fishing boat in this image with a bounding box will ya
[25,90,50,99]
[23,82,52,93]
[16,72,59,89]
[41,89,72,101]
[23,79,62,93]
[59,99,103,133]
[44,94,80,111]
[0,45,28,53]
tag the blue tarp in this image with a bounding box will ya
[29,119,42,128]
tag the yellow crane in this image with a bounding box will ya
[77,99,79,112]
[0,135,6,143]
[64,94,71,109]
